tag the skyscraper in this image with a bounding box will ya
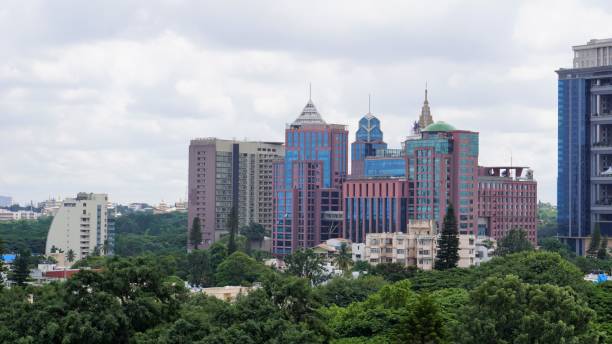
[557,38,612,254]
[272,98,348,255]
[351,110,387,177]
[188,139,284,249]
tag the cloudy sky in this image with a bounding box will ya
[2,0,612,205]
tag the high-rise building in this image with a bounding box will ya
[477,166,538,245]
[272,98,349,255]
[188,139,284,249]
[557,38,612,254]
[350,111,387,177]
[0,195,12,207]
[45,193,113,261]
[344,89,537,245]
[405,122,479,235]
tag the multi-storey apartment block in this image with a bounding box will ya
[45,193,113,261]
[188,138,284,249]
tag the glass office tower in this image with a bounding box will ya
[273,99,348,255]
[557,38,612,255]
[351,113,387,177]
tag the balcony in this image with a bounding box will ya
[590,112,612,123]
[591,141,612,152]
[591,84,612,95]
[592,199,612,212]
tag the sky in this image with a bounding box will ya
[2,0,612,205]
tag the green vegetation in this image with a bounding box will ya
[114,212,187,256]
[495,228,534,256]
[1,238,610,343]
[435,204,459,270]
[538,201,558,241]
[0,217,51,253]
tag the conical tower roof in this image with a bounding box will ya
[418,87,434,129]
[292,99,326,126]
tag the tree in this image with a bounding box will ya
[334,243,353,274]
[598,236,609,260]
[540,237,574,258]
[9,249,31,286]
[0,236,5,288]
[314,275,387,307]
[214,251,266,286]
[284,248,326,285]
[226,207,238,255]
[190,217,202,250]
[495,228,533,256]
[186,249,213,287]
[588,223,602,258]
[369,262,418,282]
[459,275,602,344]
[240,222,267,252]
[66,249,76,264]
[398,294,448,344]
[435,204,459,270]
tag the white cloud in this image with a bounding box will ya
[1,0,612,204]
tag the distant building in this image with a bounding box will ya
[188,138,284,249]
[39,198,63,216]
[45,193,114,261]
[557,38,612,254]
[200,285,259,302]
[272,98,348,255]
[0,209,17,221]
[0,209,40,222]
[364,219,479,269]
[477,166,538,245]
[0,195,12,207]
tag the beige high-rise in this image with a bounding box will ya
[45,193,111,261]
[188,138,284,248]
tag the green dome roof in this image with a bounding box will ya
[422,121,456,132]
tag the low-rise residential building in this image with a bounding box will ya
[200,285,259,302]
[365,220,479,270]
[0,209,41,221]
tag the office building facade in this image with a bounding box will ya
[188,138,284,249]
[45,193,113,261]
[557,38,612,254]
[477,166,538,245]
[272,99,348,255]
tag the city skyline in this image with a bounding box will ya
[3,1,612,204]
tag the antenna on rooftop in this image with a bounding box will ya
[309,82,312,101]
[368,94,371,113]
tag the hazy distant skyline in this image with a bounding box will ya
[2,0,612,204]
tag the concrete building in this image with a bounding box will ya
[365,220,437,270]
[477,166,538,245]
[0,209,17,221]
[45,193,114,261]
[0,195,12,207]
[188,138,284,248]
[364,220,478,270]
[200,285,259,302]
[272,98,348,255]
[557,38,612,254]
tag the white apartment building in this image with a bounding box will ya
[365,220,479,270]
[45,193,112,261]
[0,209,41,221]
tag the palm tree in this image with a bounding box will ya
[66,249,75,264]
[334,243,353,275]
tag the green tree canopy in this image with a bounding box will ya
[284,248,327,285]
[435,204,459,270]
[459,275,602,344]
[214,251,267,286]
[495,228,533,256]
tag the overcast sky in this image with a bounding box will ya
[2,0,612,205]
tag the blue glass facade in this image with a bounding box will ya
[556,70,594,255]
[351,114,387,177]
[364,158,406,177]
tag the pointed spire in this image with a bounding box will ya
[418,83,434,129]
[292,89,326,126]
